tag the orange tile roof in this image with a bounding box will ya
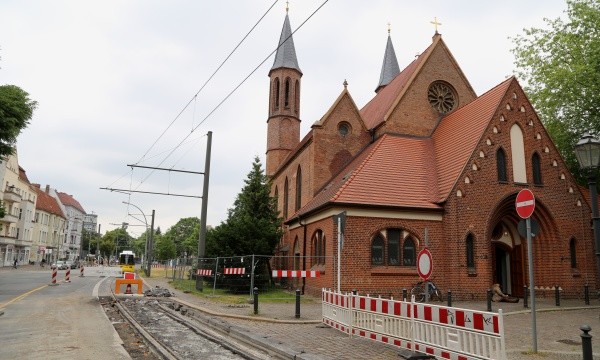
[57,192,86,213]
[34,185,65,218]
[290,77,515,220]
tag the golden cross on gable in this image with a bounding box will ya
[387,22,391,34]
[286,0,289,12]
[430,17,442,33]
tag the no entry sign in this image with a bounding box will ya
[417,248,433,281]
[515,189,535,219]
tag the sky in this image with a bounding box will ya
[0,0,568,237]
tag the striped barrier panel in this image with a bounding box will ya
[272,270,320,278]
[197,269,213,276]
[321,289,506,360]
[322,289,352,335]
[224,267,245,275]
[411,302,505,360]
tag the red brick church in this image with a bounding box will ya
[266,12,598,300]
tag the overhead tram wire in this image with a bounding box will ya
[130,0,330,190]
[133,0,280,167]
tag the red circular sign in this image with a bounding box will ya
[417,248,433,281]
[515,189,535,219]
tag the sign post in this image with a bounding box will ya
[515,188,537,353]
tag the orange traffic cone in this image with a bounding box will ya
[125,284,132,294]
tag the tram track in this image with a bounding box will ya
[104,294,284,360]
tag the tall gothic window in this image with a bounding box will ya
[284,78,290,108]
[311,230,326,265]
[371,235,384,265]
[466,233,475,269]
[532,152,543,185]
[295,166,302,211]
[294,80,300,114]
[274,78,280,110]
[497,148,507,182]
[570,238,577,268]
[283,177,289,219]
[274,186,279,213]
[387,229,401,265]
[402,237,416,266]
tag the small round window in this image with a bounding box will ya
[338,122,351,137]
[428,81,457,114]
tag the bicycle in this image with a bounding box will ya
[410,280,443,302]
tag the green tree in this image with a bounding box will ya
[100,228,132,259]
[0,84,37,157]
[162,217,199,257]
[81,228,101,255]
[205,156,282,257]
[511,0,600,181]
[154,235,176,261]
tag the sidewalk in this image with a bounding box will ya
[140,276,600,359]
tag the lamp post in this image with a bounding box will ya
[574,132,600,288]
[122,201,154,276]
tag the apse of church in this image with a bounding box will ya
[266,12,598,300]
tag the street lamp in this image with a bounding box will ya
[122,201,153,276]
[574,132,600,288]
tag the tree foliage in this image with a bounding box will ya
[205,156,282,257]
[162,217,199,257]
[0,84,37,157]
[511,0,600,181]
[154,235,176,260]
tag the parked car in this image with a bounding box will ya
[65,260,76,269]
[52,261,69,270]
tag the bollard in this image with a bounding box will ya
[580,325,592,360]
[447,290,452,307]
[524,286,529,308]
[125,284,132,294]
[65,268,71,283]
[402,288,407,301]
[49,267,59,286]
[584,284,590,305]
[79,265,84,277]
[253,287,258,315]
[486,289,492,312]
[295,289,301,318]
[554,285,560,306]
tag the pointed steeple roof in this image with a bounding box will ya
[270,13,301,74]
[375,32,400,93]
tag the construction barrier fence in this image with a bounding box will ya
[322,288,506,360]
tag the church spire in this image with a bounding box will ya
[270,12,301,74]
[375,24,400,93]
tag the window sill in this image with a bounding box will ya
[370,267,417,276]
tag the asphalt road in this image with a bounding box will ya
[0,267,131,360]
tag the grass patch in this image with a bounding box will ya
[168,278,318,305]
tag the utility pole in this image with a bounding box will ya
[196,131,212,291]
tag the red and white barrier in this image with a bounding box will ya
[196,269,213,276]
[123,272,136,279]
[322,288,506,360]
[224,267,245,275]
[50,267,58,286]
[79,265,84,277]
[272,270,320,278]
[65,269,71,283]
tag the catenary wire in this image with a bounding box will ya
[132,0,280,166]
[131,0,330,190]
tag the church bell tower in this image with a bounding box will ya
[266,8,302,177]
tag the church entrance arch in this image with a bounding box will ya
[487,193,558,298]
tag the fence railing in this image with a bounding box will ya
[322,288,506,360]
